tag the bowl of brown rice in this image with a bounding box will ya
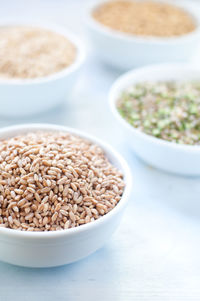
[0,123,131,267]
[86,0,200,69]
[0,21,85,116]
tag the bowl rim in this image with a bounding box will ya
[0,123,132,239]
[0,20,85,85]
[109,62,200,152]
[86,0,200,44]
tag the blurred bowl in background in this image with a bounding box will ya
[0,21,85,117]
[109,63,200,176]
[86,0,200,70]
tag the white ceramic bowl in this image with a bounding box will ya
[0,21,85,117]
[0,123,132,267]
[109,63,200,176]
[86,0,200,70]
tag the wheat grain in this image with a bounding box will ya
[0,131,125,231]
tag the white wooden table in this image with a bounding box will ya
[0,1,200,300]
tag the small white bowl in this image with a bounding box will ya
[109,63,200,176]
[0,21,85,117]
[0,123,132,267]
[86,0,200,70]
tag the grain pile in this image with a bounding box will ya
[0,132,125,231]
[118,81,200,145]
[0,26,76,79]
[93,0,196,37]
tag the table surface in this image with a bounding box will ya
[0,1,200,300]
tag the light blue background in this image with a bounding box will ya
[0,0,200,300]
